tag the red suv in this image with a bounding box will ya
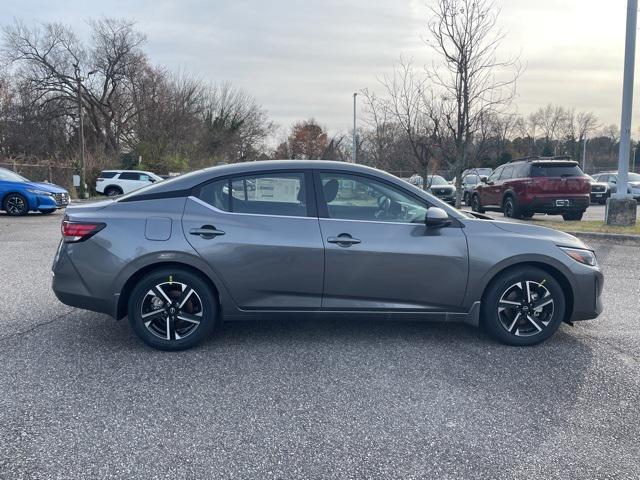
[471,157,591,221]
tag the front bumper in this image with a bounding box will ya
[32,192,70,211]
[569,265,604,321]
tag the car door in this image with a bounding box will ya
[482,166,504,206]
[182,170,325,310]
[315,171,468,311]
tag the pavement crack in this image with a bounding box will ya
[0,309,77,342]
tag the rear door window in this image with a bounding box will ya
[118,172,142,181]
[198,173,308,217]
[99,171,118,179]
[531,163,584,177]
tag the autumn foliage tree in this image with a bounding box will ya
[275,119,329,159]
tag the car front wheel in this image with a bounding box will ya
[128,268,219,351]
[471,194,485,213]
[482,266,566,346]
[3,193,29,216]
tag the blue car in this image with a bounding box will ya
[0,167,70,216]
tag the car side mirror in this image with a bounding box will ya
[425,207,451,228]
[480,176,488,183]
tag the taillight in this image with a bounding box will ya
[61,220,105,243]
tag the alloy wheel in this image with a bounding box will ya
[504,198,514,218]
[6,195,26,215]
[497,281,554,337]
[140,281,204,340]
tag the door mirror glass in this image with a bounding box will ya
[425,207,451,228]
[480,176,488,183]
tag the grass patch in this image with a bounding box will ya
[528,219,640,235]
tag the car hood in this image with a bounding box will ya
[22,181,68,194]
[490,220,588,249]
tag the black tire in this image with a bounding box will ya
[3,193,29,216]
[128,267,218,351]
[562,211,584,221]
[471,194,485,213]
[481,266,566,346]
[503,195,520,219]
[39,209,56,215]
[598,198,607,205]
[105,186,123,197]
[521,211,534,219]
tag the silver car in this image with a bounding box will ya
[52,161,603,350]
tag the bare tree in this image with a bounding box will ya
[379,58,439,188]
[426,0,521,205]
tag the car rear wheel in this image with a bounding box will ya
[3,193,29,216]
[562,211,584,221]
[128,268,218,351]
[471,194,485,213]
[105,186,123,197]
[482,266,566,346]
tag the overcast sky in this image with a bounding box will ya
[2,0,634,137]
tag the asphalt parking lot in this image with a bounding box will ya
[1,210,639,479]
[462,203,640,222]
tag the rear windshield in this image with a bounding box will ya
[531,163,583,178]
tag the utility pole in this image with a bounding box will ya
[582,137,588,172]
[607,0,638,226]
[74,64,87,199]
[352,92,357,163]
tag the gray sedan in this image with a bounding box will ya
[52,161,603,350]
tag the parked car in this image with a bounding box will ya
[591,171,640,201]
[461,173,482,205]
[426,175,456,205]
[52,160,603,350]
[585,175,609,204]
[0,167,69,216]
[96,170,164,196]
[471,156,591,221]
[461,167,493,180]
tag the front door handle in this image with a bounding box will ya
[189,225,225,239]
[327,234,361,247]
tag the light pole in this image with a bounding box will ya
[352,92,357,163]
[74,65,97,199]
[582,136,588,172]
[606,0,638,225]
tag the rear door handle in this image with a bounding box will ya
[327,234,361,246]
[189,225,225,239]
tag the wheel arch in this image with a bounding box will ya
[104,184,123,194]
[480,261,575,324]
[116,261,224,321]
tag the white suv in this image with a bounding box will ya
[96,170,164,196]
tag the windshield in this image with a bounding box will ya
[464,174,480,184]
[531,163,583,177]
[0,168,27,182]
[427,175,448,186]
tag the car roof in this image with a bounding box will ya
[120,160,418,198]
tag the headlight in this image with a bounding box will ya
[27,189,53,196]
[559,246,597,266]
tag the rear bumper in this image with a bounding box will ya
[51,244,117,317]
[525,195,590,214]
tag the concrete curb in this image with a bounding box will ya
[566,231,640,246]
